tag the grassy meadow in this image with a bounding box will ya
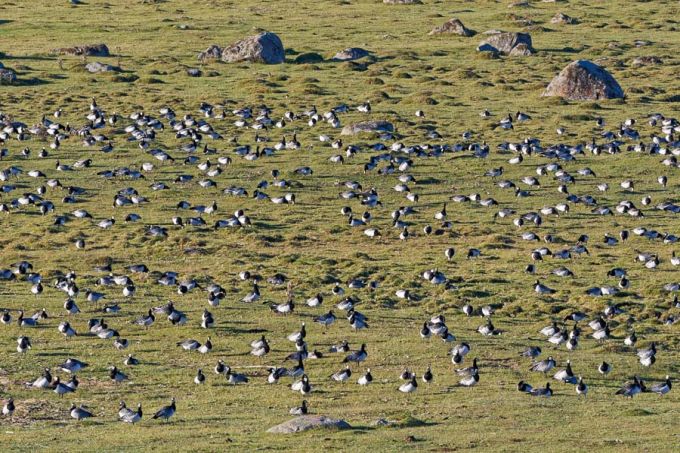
[1,0,680,451]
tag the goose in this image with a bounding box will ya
[124,354,139,366]
[26,368,51,388]
[2,398,15,417]
[520,346,541,359]
[17,311,38,327]
[177,338,201,351]
[459,371,479,387]
[456,358,479,377]
[530,357,556,374]
[194,369,205,385]
[133,309,155,329]
[267,366,288,384]
[314,310,336,328]
[109,366,128,383]
[598,361,612,375]
[120,403,142,424]
[399,376,418,393]
[17,336,31,354]
[242,283,260,303]
[53,377,75,398]
[289,400,308,416]
[624,331,637,347]
[58,358,88,374]
[534,280,556,295]
[152,398,176,421]
[477,318,500,336]
[58,321,76,338]
[201,309,214,329]
[70,404,94,421]
[517,381,533,393]
[358,368,373,386]
[343,344,367,364]
[616,377,644,398]
[331,366,352,383]
[529,383,552,397]
[306,293,323,307]
[649,376,672,395]
[553,360,577,384]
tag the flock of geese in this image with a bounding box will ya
[0,97,678,425]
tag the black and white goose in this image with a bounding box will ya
[17,336,31,354]
[289,400,308,416]
[343,344,367,364]
[649,376,671,395]
[616,376,644,398]
[399,375,418,393]
[194,369,205,385]
[331,366,352,383]
[530,356,556,374]
[358,368,373,386]
[152,398,176,421]
[529,383,552,397]
[2,398,15,416]
[553,360,577,384]
[70,404,94,421]
[120,403,142,424]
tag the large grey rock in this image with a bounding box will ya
[54,44,110,57]
[341,120,394,135]
[85,62,119,73]
[267,415,351,433]
[221,32,284,64]
[0,68,17,84]
[198,44,222,61]
[429,18,475,36]
[332,47,369,61]
[477,32,533,55]
[543,60,624,100]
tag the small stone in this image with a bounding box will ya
[186,68,202,77]
[267,415,351,433]
[85,62,119,73]
[429,18,475,36]
[332,47,370,61]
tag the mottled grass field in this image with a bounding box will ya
[1,0,679,451]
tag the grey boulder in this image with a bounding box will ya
[429,18,475,36]
[543,60,624,100]
[477,32,534,55]
[221,32,284,64]
[267,415,351,434]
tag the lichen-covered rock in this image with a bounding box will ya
[551,12,576,24]
[267,415,351,433]
[332,48,369,61]
[221,32,284,64]
[85,62,119,73]
[0,68,17,84]
[186,68,202,77]
[477,32,533,55]
[341,120,394,135]
[429,18,475,36]
[543,60,624,100]
[198,45,222,61]
[509,42,534,56]
[53,44,110,57]
[631,56,662,66]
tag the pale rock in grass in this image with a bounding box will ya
[429,18,475,37]
[543,60,624,100]
[267,415,351,433]
[221,32,284,64]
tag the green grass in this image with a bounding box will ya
[1,0,680,451]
